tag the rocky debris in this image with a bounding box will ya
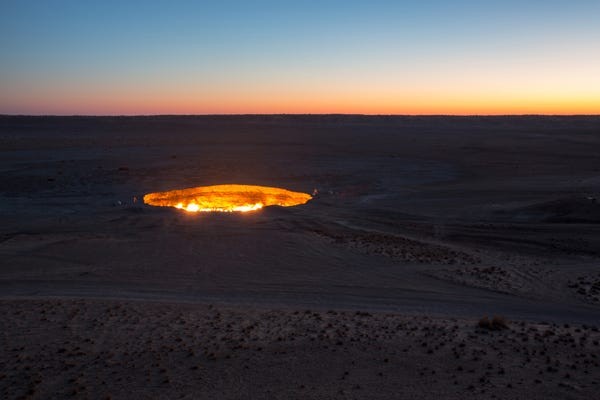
[567,274,600,304]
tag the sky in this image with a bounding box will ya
[1,0,599,115]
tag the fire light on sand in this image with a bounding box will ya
[143,184,312,213]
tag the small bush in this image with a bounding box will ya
[491,315,509,330]
[478,316,491,329]
[478,315,509,330]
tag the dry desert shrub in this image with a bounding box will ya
[491,315,509,330]
[478,315,509,331]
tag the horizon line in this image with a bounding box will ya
[2,113,600,118]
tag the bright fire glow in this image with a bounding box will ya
[143,184,312,213]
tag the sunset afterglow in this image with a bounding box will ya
[1,1,599,115]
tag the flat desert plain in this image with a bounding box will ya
[1,115,599,399]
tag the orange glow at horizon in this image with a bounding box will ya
[3,65,599,116]
[4,90,597,116]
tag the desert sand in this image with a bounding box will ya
[1,115,599,399]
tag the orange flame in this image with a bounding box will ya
[143,184,312,213]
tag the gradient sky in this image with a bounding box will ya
[1,0,599,115]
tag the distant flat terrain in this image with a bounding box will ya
[1,115,599,398]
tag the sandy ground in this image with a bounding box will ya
[1,115,600,398]
[1,299,599,400]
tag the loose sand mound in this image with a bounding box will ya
[426,266,533,296]
[314,229,480,265]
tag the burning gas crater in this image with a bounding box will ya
[143,184,312,213]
